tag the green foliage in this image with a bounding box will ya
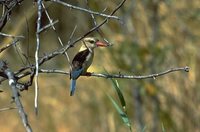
[107,95,132,131]
[110,79,126,110]
[108,78,132,131]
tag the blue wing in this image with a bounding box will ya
[71,68,83,79]
[70,68,83,96]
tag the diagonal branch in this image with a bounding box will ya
[0,32,24,38]
[0,39,19,53]
[49,0,121,21]
[0,61,32,132]
[12,0,127,78]
[0,0,127,91]
[41,2,73,70]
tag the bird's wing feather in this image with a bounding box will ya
[70,68,83,79]
[70,49,90,79]
[72,49,90,70]
[70,79,76,96]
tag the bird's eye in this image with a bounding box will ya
[89,40,95,43]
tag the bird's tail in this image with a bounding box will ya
[70,79,76,96]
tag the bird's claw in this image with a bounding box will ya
[85,72,93,77]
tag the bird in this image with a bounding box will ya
[70,37,108,96]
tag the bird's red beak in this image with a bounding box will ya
[96,41,108,47]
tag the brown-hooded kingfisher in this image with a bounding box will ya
[70,37,108,96]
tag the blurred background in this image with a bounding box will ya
[0,0,199,132]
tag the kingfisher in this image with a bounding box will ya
[70,37,108,96]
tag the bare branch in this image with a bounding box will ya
[34,0,43,115]
[0,39,19,53]
[38,66,189,79]
[84,0,112,45]
[0,32,24,38]
[38,20,59,33]
[41,2,72,70]
[0,107,17,112]
[90,67,190,79]
[0,61,32,132]
[0,0,127,90]
[11,0,127,80]
[0,0,24,31]
[49,0,121,21]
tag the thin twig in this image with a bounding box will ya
[38,20,59,33]
[0,0,127,85]
[0,32,24,38]
[66,25,78,71]
[0,61,32,132]
[0,106,17,112]
[85,0,112,45]
[50,0,121,21]
[42,2,72,70]
[64,0,126,48]
[0,39,19,53]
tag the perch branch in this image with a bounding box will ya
[14,66,189,82]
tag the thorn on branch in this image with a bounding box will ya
[184,66,190,72]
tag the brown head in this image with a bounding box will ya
[79,37,108,51]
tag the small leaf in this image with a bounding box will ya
[103,68,126,111]
[107,95,132,131]
[162,123,166,132]
[141,126,147,132]
[110,79,126,110]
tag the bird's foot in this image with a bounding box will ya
[85,72,92,77]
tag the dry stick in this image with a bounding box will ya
[85,0,111,44]
[0,39,19,53]
[0,32,24,38]
[65,0,127,48]
[34,0,42,115]
[15,66,189,82]
[66,25,78,71]
[0,107,17,112]
[0,26,77,86]
[50,0,120,20]
[36,0,127,66]
[0,0,127,85]
[67,25,78,46]
[38,20,59,33]
[38,66,189,79]
[41,3,72,70]
[0,61,32,132]
[1,66,189,91]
